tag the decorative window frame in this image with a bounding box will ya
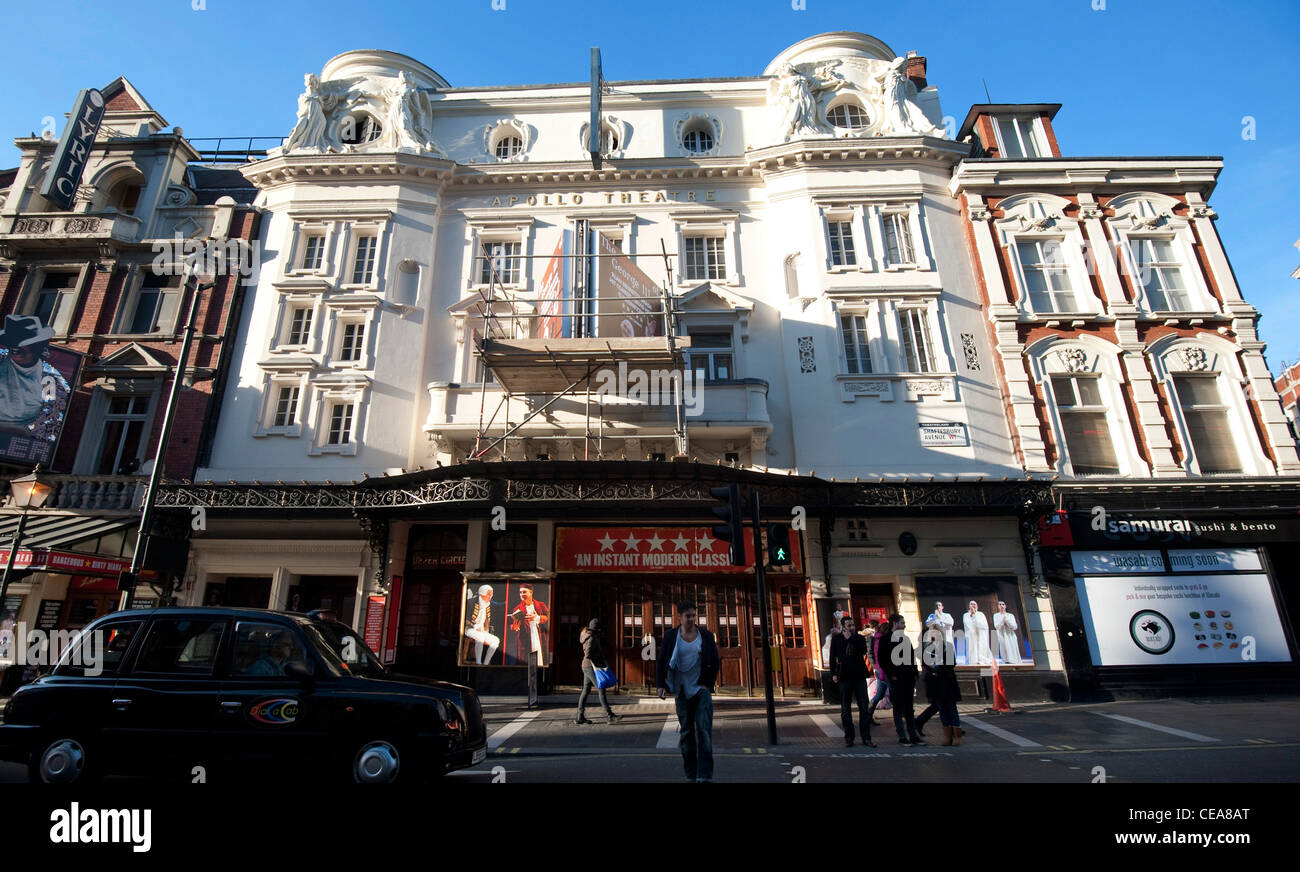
[21,262,92,337]
[464,215,536,292]
[270,290,325,354]
[307,374,371,456]
[674,114,722,158]
[484,118,532,163]
[1028,336,1149,478]
[337,214,392,292]
[671,211,740,287]
[680,320,742,383]
[1147,335,1273,476]
[990,114,1048,159]
[585,215,636,256]
[996,194,1101,319]
[865,200,933,272]
[283,218,338,279]
[1107,193,1217,318]
[253,363,312,438]
[70,377,162,473]
[577,114,628,159]
[830,293,956,403]
[324,296,380,370]
[816,202,870,274]
[111,262,186,337]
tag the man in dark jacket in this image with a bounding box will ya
[829,615,876,747]
[576,618,621,725]
[879,613,925,745]
[656,600,721,782]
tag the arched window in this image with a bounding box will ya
[340,114,382,145]
[827,102,868,131]
[682,126,714,154]
[494,135,522,159]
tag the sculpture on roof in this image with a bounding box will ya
[285,74,338,152]
[877,56,944,137]
[770,61,848,141]
[382,71,444,155]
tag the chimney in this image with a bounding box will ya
[905,51,927,90]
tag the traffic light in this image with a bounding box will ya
[709,484,746,566]
[767,523,792,566]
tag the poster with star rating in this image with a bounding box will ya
[554,526,801,573]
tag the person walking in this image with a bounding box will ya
[575,619,621,725]
[915,626,963,745]
[829,615,877,747]
[879,614,925,745]
[656,601,720,783]
[866,618,892,723]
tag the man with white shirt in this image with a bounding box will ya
[656,600,721,783]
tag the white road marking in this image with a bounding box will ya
[486,710,540,749]
[961,716,1042,748]
[809,713,842,738]
[1093,712,1219,743]
[657,713,679,749]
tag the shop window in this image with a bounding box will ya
[915,577,1031,666]
[485,525,538,572]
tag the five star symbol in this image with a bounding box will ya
[596,533,617,552]
[646,532,665,551]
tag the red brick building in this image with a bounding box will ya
[0,78,260,652]
[953,104,1300,695]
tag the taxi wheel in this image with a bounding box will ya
[29,737,94,784]
[352,740,403,784]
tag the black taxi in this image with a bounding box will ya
[0,608,487,783]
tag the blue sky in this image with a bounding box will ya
[3,0,1298,371]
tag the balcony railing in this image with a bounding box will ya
[0,475,146,513]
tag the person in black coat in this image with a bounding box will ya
[829,615,876,747]
[878,614,925,745]
[575,619,621,724]
[916,626,963,745]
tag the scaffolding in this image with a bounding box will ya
[465,240,690,462]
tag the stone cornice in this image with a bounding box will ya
[746,136,969,174]
[952,157,1223,194]
[241,152,457,190]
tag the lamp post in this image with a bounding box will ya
[119,253,216,611]
[1,466,56,610]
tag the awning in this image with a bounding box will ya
[0,513,134,549]
[0,513,137,577]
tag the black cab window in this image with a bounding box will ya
[233,622,312,678]
[134,619,225,675]
[52,619,144,677]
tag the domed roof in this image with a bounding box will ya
[764,31,897,76]
[320,50,449,89]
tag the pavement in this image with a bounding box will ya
[4,692,1298,783]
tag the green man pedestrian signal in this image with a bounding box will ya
[709,484,746,566]
[767,523,792,566]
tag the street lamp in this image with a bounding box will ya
[1,466,55,610]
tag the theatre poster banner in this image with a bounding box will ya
[554,525,802,574]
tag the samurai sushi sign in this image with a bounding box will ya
[555,526,801,574]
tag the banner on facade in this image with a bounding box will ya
[593,232,664,339]
[554,525,802,574]
[536,237,567,339]
[1067,510,1300,547]
[459,579,552,668]
[0,337,82,468]
[1074,573,1292,666]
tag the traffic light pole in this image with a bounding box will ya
[749,490,779,745]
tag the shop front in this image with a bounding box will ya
[1040,500,1300,696]
[549,524,809,695]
